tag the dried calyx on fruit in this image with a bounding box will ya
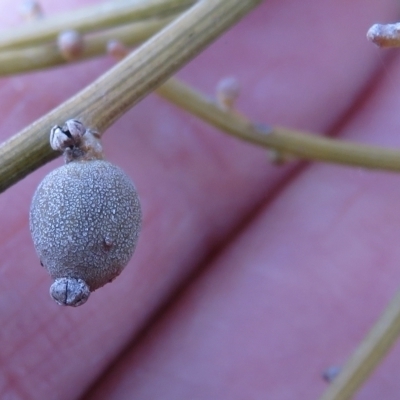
[30,120,141,307]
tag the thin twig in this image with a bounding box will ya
[0,0,262,193]
[0,17,174,75]
[0,0,196,50]
[157,78,400,171]
[319,288,400,400]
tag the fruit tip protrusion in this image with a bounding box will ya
[50,277,90,307]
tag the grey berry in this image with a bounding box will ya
[30,159,141,306]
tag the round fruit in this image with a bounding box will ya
[30,159,141,306]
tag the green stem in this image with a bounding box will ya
[0,17,173,76]
[157,78,400,171]
[319,288,400,400]
[0,0,262,193]
[0,0,195,50]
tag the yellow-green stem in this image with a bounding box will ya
[157,78,400,171]
[319,288,400,400]
[0,0,262,193]
[0,17,173,76]
[0,0,195,50]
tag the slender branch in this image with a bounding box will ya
[0,17,174,76]
[0,0,262,193]
[157,78,400,171]
[321,18,400,400]
[319,288,400,400]
[0,0,196,50]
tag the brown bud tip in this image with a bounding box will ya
[50,119,103,162]
[107,40,129,60]
[58,30,84,61]
[50,278,90,307]
[216,76,240,110]
[50,120,85,152]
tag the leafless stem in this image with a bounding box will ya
[319,289,400,400]
[157,78,400,171]
[0,0,196,50]
[0,17,173,75]
[0,0,262,193]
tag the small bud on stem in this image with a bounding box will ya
[20,0,43,21]
[107,39,129,60]
[216,76,240,110]
[50,119,104,162]
[57,30,84,61]
[367,23,400,48]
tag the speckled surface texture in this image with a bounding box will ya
[30,160,141,291]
